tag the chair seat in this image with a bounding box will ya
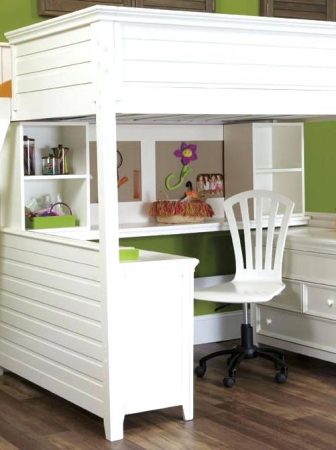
[194,280,285,304]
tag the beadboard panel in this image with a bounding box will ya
[14,27,91,57]
[1,232,99,266]
[1,246,99,281]
[0,323,103,380]
[0,341,103,416]
[0,308,102,360]
[0,275,100,320]
[7,7,336,119]
[0,292,101,340]
[16,41,91,75]
[16,63,93,94]
[0,231,104,415]
[0,259,100,300]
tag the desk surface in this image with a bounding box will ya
[286,226,336,254]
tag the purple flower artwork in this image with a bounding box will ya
[174,142,197,165]
[165,142,198,191]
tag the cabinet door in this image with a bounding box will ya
[260,0,336,21]
[135,0,214,11]
[119,258,194,414]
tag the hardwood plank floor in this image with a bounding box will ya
[1,340,336,449]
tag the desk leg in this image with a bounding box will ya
[182,271,195,422]
[104,413,125,442]
[182,399,193,421]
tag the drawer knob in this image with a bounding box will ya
[266,318,272,325]
[327,299,334,307]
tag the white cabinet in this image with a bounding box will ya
[3,121,90,231]
[255,227,336,364]
[224,122,305,219]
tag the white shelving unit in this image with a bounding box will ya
[253,123,304,216]
[224,122,304,218]
[12,121,90,230]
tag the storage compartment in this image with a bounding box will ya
[283,249,336,286]
[20,122,90,231]
[303,282,336,320]
[266,279,302,312]
[258,305,336,353]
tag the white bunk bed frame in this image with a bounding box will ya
[2,5,336,442]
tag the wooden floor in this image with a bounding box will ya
[1,340,336,449]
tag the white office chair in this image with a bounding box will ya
[194,189,294,387]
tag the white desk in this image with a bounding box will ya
[0,229,198,440]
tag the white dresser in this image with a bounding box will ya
[256,226,336,363]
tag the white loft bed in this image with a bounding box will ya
[2,5,336,442]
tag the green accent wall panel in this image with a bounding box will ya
[120,231,238,316]
[0,0,46,42]
[305,121,336,213]
[216,0,259,16]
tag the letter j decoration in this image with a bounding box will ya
[165,142,198,191]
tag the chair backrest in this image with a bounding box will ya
[224,190,294,282]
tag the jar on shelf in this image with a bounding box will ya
[42,154,59,175]
[23,135,35,175]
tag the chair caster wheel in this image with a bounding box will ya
[194,365,206,378]
[223,376,235,388]
[275,372,287,384]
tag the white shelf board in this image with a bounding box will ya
[28,226,99,241]
[118,215,309,238]
[12,216,309,241]
[255,168,302,173]
[119,218,228,238]
[24,174,88,181]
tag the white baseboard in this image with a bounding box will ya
[194,310,242,345]
[194,274,241,344]
[307,211,336,229]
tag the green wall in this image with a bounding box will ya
[0,0,45,42]
[121,232,238,315]
[216,0,259,15]
[305,121,336,213]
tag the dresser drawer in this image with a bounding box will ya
[267,279,302,312]
[257,305,336,353]
[283,249,336,286]
[303,283,336,321]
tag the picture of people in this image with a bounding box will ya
[196,173,224,197]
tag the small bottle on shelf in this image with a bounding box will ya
[23,135,35,175]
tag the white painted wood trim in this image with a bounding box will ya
[307,211,336,229]
[194,275,241,345]
[194,311,242,345]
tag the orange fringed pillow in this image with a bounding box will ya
[149,200,214,224]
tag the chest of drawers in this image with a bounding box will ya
[255,226,336,363]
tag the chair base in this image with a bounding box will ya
[195,323,288,387]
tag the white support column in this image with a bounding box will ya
[92,21,125,442]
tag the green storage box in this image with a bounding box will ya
[25,214,77,229]
[119,246,139,261]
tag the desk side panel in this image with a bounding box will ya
[10,26,95,120]
[0,232,104,416]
